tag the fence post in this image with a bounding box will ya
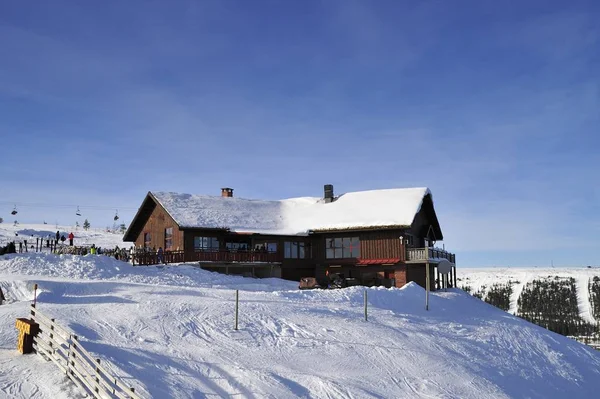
[235,290,239,331]
[65,335,72,376]
[95,358,101,395]
[48,318,55,355]
[70,335,78,377]
[364,290,368,321]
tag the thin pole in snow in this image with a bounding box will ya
[235,290,239,331]
[364,290,368,321]
[425,246,430,311]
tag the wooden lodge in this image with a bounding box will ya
[123,185,456,290]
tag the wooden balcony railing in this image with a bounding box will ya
[133,250,185,266]
[133,250,281,266]
[190,250,280,264]
[406,247,456,264]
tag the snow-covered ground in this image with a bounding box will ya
[0,223,131,250]
[460,267,600,323]
[2,254,600,398]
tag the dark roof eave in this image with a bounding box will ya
[179,226,230,232]
[122,192,153,242]
[309,225,410,234]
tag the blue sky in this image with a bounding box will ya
[0,1,598,267]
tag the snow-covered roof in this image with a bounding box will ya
[151,187,431,235]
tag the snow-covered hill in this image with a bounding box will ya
[460,267,600,322]
[0,223,131,250]
[2,255,600,398]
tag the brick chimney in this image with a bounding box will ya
[221,187,234,198]
[324,184,334,203]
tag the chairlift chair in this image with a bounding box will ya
[76,206,81,217]
[114,210,119,221]
[11,205,17,216]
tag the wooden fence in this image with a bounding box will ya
[29,304,143,399]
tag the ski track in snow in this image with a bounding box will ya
[1,234,600,398]
[462,267,599,322]
[576,275,595,324]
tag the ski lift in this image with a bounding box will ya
[113,210,119,221]
[11,205,17,216]
[76,206,81,217]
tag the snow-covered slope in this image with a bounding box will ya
[2,256,600,398]
[460,267,600,323]
[0,223,131,250]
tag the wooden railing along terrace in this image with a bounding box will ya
[134,250,281,266]
[29,304,143,399]
[406,247,456,263]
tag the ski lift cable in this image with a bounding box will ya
[0,200,138,211]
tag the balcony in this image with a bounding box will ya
[133,250,281,266]
[406,247,455,264]
[190,250,281,264]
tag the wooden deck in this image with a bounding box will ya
[134,250,281,266]
[406,247,456,264]
[133,248,455,267]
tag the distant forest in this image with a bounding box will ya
[461,276,600,340]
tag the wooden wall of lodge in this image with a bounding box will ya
[310,229,406,264]
[172,228,408,267]
[134,203,184,251]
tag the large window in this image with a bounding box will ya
[284,241,306,259]
[194,236,220,251]
[326,237,360,259]
[164,228,173,251]
[253,242,278,253]
[144,232,151,248]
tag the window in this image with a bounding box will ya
[325,237,360,259]
[164,228,173,251]
[226,242,248,251]
[194,237,219,251]
[254,242,277,253]
[144,232,151,248]
[284,241,306,259]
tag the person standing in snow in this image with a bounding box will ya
[55,231,60,242]
[68,232,74,246]
[157,247,164,264]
